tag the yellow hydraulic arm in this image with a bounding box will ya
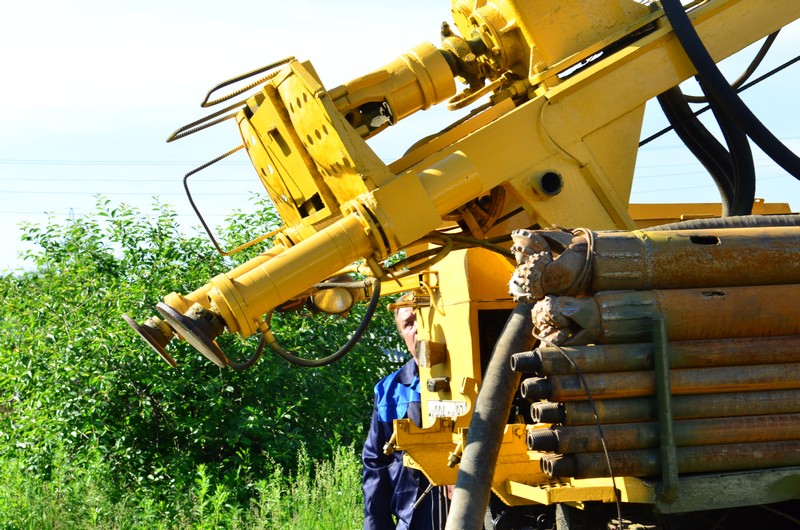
[124,1,800,527]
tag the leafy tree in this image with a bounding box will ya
[0,197,402,503]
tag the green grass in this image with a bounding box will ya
[0,445,363,530]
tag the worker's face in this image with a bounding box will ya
[395,306,418,361]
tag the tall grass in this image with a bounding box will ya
[0,445,363,529]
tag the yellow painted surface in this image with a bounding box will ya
[137,0,800,511]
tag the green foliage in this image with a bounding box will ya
[0,196,401,509]
[0,442,364,529]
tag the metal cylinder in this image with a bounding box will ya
[528,414,800,453]
[532,335,800,375]
[527,428,560,452]
[541,440,800,479]
[510,225,800,302]
[535,363,800,402]
[337,42,456,125]
[532,389,800,426]
[532,285,800,346]
[531,401,567,424]
[520,377,552,400]
[510,350,542,373]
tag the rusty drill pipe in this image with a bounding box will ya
[532,284,800,346]
[531,389,800,425]
[540,440,800,479]
[509,225,800,303]
[527,414,800,453]
[512,335,800,376]
[521,363,800,401]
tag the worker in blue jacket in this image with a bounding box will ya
[362,302,450,530]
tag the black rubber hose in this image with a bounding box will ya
[656,85,736,212]
[228,331,267,371]
[661,0,800,179]
[700,77,756,215]
[268,279,381,367]
[646,214,800,231]
[683,31,779,104]
[445,303,536,530]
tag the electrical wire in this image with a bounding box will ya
[266,278,382,368]
[227,329,267,371]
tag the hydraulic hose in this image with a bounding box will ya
[706,87,755,215]
[267,278,382,367]
[445,303,535,530]
[657,86,737,213]
[646,213,800,231]
[661,0,800,180]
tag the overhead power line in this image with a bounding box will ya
[0,159,249,166]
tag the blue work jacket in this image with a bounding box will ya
[362,360,448,530]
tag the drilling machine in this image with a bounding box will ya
[125,1,800,528]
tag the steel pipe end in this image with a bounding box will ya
[531,401,565,424]
[520,377,552,400]
[527,428,559,452]
[510,350,542,373]
[541,454,576,478]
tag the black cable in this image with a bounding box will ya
[640,53,800,147]
[656,86,736,212]
[683,31,779,104]
[701,77,755,215]
[227,330,267,371]
[267,278,382,367]
[661,0,800,179]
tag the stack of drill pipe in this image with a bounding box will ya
[514,338,800,479]
[507,223,800,480]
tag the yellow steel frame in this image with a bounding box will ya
[139,0,800,509]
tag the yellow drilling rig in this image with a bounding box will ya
[125,1,800,528]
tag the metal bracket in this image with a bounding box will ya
[653,316,679,503]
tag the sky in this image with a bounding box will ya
[1,1,798,273]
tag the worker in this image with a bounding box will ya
[362,298,450,530]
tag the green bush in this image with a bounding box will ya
[0,197,401,507]
[0,442,364,529]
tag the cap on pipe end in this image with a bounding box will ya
[527,428,559,452]
[510,350,542,373]
[531,401,565,424]
[520,377,552,400]
[540,454,576,478]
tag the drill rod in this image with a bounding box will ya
[527,414,800,453]
[521,363,800,401]
[540,440,800,479]
[530,389,800,425]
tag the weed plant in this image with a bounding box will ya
[0,444,363,529]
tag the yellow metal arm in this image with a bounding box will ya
[127,1,800,522]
